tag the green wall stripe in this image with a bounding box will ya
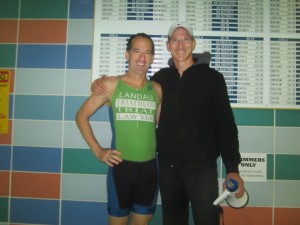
[0,197,8,222]
[63,148,108,175]
[275,154,300,180]
[233,108,274,126]
[0,0,19,18]
[267,154,274,180]
[276,109,300,127]
[0,44,16,67]
[20,0,68,19]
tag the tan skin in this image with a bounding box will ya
[76,36,162,225]
[92,29,245,199]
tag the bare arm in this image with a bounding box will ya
[91,75,110,96]
[76,91,122,167]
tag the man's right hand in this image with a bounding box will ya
[91,75,108,96]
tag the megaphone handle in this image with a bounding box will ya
[213,189,231,205]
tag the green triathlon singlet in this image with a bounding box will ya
[109,79,159,162]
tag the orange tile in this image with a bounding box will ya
[11,172,61,199]
[274,207,300,225]
[222,206,273,225]
[0,171,10,196]
[0,20,18,43]
[19,20,67,43]
[0,120,12,144]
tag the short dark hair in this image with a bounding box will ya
[126,33,155,55]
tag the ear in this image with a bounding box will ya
[166,40,171,52]
[151,55,154,64]
[192,39,196,51]
[125,51,129,60]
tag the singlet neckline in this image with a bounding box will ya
[119,78,149,91]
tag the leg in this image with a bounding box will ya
[109,215,129,225]
[159,162,189,225]
[130,212,153,225]
[184,167,220,225]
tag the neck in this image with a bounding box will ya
[122,72,147,89]
[174,58,194,77]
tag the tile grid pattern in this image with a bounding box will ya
[0,0,300,225]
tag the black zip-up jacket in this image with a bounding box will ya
[151,53,241,173]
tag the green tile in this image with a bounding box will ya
[150,205,163,225]
[63,148,108,175]
[0,0,19,18]
[275,154,300,180]
[0,197,8,222]
[276,109,300,127]
[20,0,68,18]
[267,154,274,180]
[233,108,274,126]
[0,44,16,67]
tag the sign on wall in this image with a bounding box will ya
[92,0,300,109]
[239,153,267,182]
[0,70,10,134]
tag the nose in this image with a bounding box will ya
[139,51,146,61]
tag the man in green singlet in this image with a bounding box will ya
[76,33,162,225]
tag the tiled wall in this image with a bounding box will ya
[0,0,300,225]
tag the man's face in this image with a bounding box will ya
[167,27,196,63]
[126,36,154,76]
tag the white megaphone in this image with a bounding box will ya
[213,178,249,208]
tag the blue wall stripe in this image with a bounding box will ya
[61,200,107,225]
[17,44,66,69]
[69,0,94,19]
[65,96,110,122]
[10,198,59,224]
[0,146,11,170]
[12,146,61,173]
[67,45,92,69]
[9,94,14,119]
[14,95,63,120]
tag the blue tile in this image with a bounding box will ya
[17,44,66,69]
[61,200,107,225]
[67,45,92,69]
[69,0,94,19]
[0,146,11,170]
[14,95,63,120]
[10,198,59,225]
[12,146,61,173]
[65,96,110,122]
[9,94,13,119]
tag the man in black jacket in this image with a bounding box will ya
[92,22,244,225]
[149,21,244,225]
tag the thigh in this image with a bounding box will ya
[184,167,220,225]
[107,162,133,217]
[132,158,159,215]
[159,162,189,225]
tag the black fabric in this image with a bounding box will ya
[151,54,241,173]
[112,159,158,209]
[158,161,221,225]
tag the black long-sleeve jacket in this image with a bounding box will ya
[151,53,241,173]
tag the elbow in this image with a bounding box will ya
[75,111,84,127]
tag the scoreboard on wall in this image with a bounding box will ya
[92,0,300,109]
